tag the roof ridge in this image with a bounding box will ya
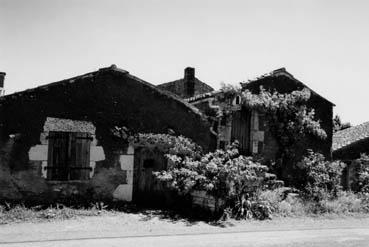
[241,67,335,106]
[0,64,128,99]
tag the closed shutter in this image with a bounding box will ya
[257,113,265,154]
[70,132,91,180]
[47,132,69,180]
[47,131,91,180]
[231,109,251,154]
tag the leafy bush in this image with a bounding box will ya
[317,191,363,214]
[154,142,273,219]
[259,188,369,217]
[351,154,369,193]
[259,188,306,217]
[134,133,203,159]
[297,150,346,201]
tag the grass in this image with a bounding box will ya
[0,203,108,224]
[259,188,369,217]
[2,190,369,225]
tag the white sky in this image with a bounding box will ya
[1,0,368,125]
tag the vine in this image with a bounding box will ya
[219,85,327,164]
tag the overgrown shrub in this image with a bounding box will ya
[259,188,304,217]
[154,142,273,219]
[351,154,369,193]
[259,188,369,217]
[297,150,346,201]
[134,133,203,159]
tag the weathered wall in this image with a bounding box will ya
[0,68,214,203]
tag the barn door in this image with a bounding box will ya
[231,108,251,154]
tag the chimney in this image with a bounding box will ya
[0,72,5,96]
[184,67,195,97]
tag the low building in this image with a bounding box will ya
[333,122,369,190]
[333,122,369,161]
[0,65,215,203]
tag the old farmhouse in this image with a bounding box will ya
[0,65,215,203]
[0,65,335,203]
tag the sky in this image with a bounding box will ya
[1,0,369,125]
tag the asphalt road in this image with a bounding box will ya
[1,227,369,247]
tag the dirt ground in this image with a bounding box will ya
[1,211,369,244]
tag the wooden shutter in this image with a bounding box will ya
[70,132,91,180]
[47,132,69,180]
[231,109,251,155]
[48,131,91,180]
[257,113,265,154]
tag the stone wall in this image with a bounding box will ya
[0,68,214,203]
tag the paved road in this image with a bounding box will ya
[1,227,369,247]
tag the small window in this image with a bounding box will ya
[235,96,241,104]
[47,131,92,181]
[143,159,155,169]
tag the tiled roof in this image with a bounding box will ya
[241,68,335,106]
[157,78,214,98]
[186,67,335,106]
[333,122,369,151]
[0,65,205,119]
[185,90,221,102]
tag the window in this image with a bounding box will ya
[47,131,92,180]
[235,96,241,105]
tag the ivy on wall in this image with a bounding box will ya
[219,85,327,164]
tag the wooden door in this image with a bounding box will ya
[231,108,251,155]
[134,149,167,203]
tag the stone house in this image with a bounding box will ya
[0,65,335,204]
[0,65,215,203]
[161,68,334,183]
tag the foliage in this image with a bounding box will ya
[225,193,272,220]
[154,142,267,195]
[134,133,203,159]
[219,85,327,169]
[351,154,369,193]
[241,87,327,145]
[259,188,369,217]
[259,188,306,217]
[316,191,364,214]
[0,203,104,224]
[154,142,273,219]
[297,150,346,201]
[333,114,351,133]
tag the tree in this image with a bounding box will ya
[333,115,351,133]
